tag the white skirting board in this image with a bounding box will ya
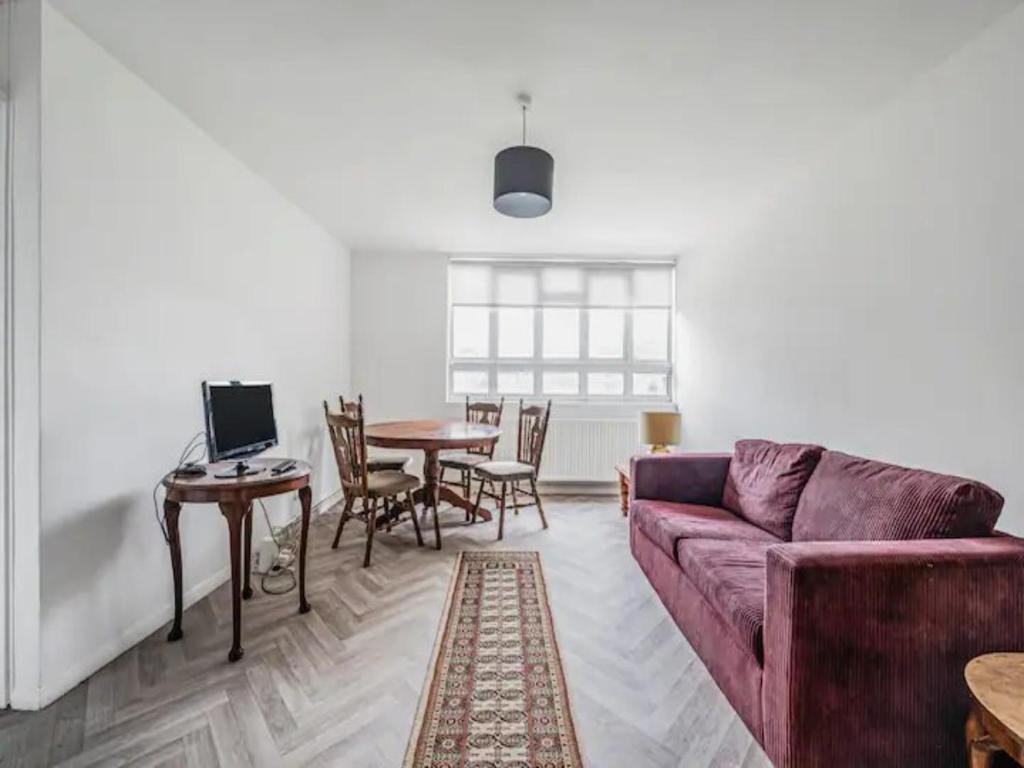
[538,481,618,496]
[39,563,230,708]
[37,490,343,709]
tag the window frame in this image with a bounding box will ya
[447,258,675,404]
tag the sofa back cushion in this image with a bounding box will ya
[792,450,1004,542]
[721,439,825,540]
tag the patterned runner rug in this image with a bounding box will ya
[405,551,584,767]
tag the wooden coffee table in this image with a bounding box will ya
[616,463,630,516]
[966,653,1024,767]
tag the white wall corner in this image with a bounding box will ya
[39,564,228,707]
[7,0,44,711]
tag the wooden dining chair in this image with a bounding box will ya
[323,397,424,566]
[471,399,552,540]
[335,396,411,473]
[326,396,414,532]
[439,397,504,519]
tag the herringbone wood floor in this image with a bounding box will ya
[0,497,771,768]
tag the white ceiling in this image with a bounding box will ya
[51,0,1021,255]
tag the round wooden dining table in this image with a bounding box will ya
[364,420,501,528]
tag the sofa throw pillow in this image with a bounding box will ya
[792,450,1004,542]
[721,439,825,540]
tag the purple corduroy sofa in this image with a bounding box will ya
[629,439,1024,767]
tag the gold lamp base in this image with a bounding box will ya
[640,411,682,455]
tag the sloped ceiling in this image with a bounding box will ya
[51,0,1022,254]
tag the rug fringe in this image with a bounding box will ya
[402,551,464,767]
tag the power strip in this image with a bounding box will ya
[251,513,301,575]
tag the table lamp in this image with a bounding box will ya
[640,411,681,453]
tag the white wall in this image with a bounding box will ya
[37,5,350,704]
[677,6,1024,533]
[351,251,451,427]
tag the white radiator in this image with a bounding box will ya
[492,418,637,482]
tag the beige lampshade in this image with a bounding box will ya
[640,411,681,448]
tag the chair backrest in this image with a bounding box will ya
[465,397,504,457]
[516,399,552,471]
[323,396,369,496]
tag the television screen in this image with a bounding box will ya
[202,381,278,461]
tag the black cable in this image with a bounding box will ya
[255,498,297,595]
[152,434,297,597]
[261,565,297,596]
[257,497,287,551]
[153,431,207,544]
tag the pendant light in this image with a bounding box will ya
[493,93,554,218]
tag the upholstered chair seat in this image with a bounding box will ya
[366,470,420,495]
[368,455,411,472]
[474,460,536,481]
[440,452,490,470]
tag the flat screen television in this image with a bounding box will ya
[202,381,278,464]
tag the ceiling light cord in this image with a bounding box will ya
[521,103,528,145]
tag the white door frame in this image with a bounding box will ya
[0,0,11,706]
[0,87,9,710]
[6,0,43,711]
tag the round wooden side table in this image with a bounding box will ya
[966,652,1024,767]
[162,458,313,662]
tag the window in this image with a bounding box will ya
[448,259,674,402]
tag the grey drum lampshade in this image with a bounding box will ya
[493,145,554,218]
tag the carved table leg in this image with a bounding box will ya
[423,449,442,549]
[164,499,184,642]
[298,485,312,613]
[411,451,492,524]
[966,708,1000,768]
[242,503,254,600]
[438,485,491,522]
[219,501,246,662]
[422,449,440,511]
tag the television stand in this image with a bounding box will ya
[214,460,262,479]
[162,458,312,662]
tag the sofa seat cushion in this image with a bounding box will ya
[722,439,825,540]
[632,500,782,561]
[792,450,1005,542]
[676,539,771,663]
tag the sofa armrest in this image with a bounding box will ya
[763,538,1024,768]
[630,453,731,506]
